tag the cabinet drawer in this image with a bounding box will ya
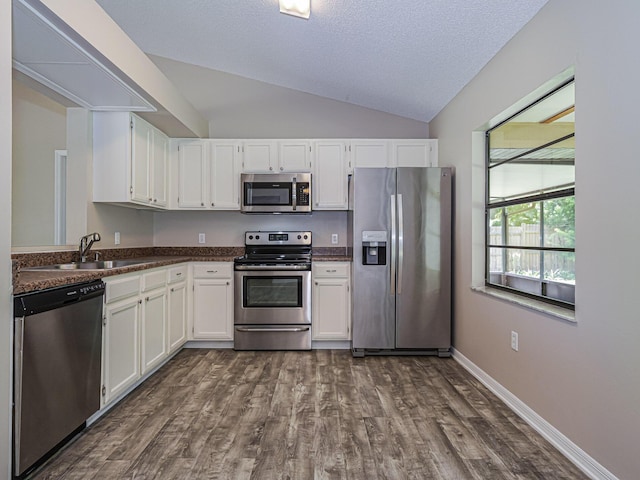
[312,262,350,277]
[105,275,141,303]
[193,263,232,278]
[142,269,167,292]
[168,265,188,284]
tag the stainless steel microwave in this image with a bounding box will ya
[240,173,311,213]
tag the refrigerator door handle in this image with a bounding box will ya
[397,193,404,294]
[390,194,396,295]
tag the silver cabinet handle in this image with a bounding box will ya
[235,327,310,333]
[397,193,404,294]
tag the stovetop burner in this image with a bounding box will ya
[234,231,312,270]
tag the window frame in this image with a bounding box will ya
[485,78,575,310]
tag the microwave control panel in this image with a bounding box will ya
[296,183,310,206]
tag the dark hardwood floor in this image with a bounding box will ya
[31,349,587,479]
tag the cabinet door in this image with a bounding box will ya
[131,116,152,204]
[103,296,141,405]
[392,139,438,167]
[351,140,390,168]
[193,278,233,340]
[312,277,350,340]
[279,141,311,172]
[151,130,169,206]
[242,141,277,173]
[168,281,187,353]
[178,141,207,208]
[209,141,241,209]
[313,141,348,210]
[141,288,167,374]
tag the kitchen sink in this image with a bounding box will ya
[24,258,156,271]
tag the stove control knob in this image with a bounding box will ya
[248,235,254,240]
[256,235,260,240]
[297,235,302,239]
[303,234,308,240]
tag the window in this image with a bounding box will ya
[486,79,575,308]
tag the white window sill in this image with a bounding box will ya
[471,285,576,323]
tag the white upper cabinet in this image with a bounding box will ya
[93,112,169,209]
[241,140,277,173]
[348,139,439,169]
[242,140,312,173]
[350,140,390,168]
[278,140,312,172]
[130,117,152,204]
[209,141,242,209]
[177,140,207,208]
[391,139,438,167]
[313,140,349,210]
[151,129,169,206]
[175,140,241,210]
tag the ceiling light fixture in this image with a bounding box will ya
[279,0,310,19]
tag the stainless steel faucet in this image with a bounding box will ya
[79,232,101,262]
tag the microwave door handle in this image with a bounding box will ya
[292,177,297,211]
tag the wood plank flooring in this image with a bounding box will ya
[31,349,588,479]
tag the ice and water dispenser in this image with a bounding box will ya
[362,231,387,265]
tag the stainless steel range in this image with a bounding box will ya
[234,231,312,350]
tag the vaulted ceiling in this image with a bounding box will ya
[95,0,549,123]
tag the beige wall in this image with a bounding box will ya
[12,80,66,246]
[150,56,430,139]
[11,90,155,252]
[1,0,12,476]
[89,204,154,248]
[150,56,431,247]
[154,210,347,247]
[429,0,640,478]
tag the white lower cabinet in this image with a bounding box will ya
[312,262,351,340]
[167,280,187,353]
[140,287,167,374]
[102,264,189,407]
[102,276,141,406]
[191,263,234,340]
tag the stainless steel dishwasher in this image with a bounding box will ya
[13,280,105,477]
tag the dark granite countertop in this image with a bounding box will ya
[12,246,352,294]
[13,255,239,295]
[312,255,352,262]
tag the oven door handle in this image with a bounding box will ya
[235,326,311,333]
[234,264,310,271]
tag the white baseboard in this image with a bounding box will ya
[312,340,351,350]
[452,348,618,480]
[183,340,234,349]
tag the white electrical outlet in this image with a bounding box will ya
[331,233,338,245]
[511,331,519,351]
[198,233,206,244]
[114,232,120,245]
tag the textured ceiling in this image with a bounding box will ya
[95,0,549,122]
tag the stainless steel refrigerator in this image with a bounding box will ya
[349,167,453,356]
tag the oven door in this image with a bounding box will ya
[234,269,311,325]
